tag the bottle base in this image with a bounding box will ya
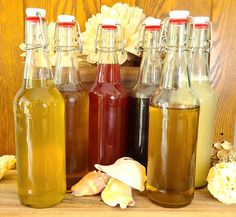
[19,193,65,208]
[146,189,194,208]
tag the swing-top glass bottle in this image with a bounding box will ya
[14,8,66,208]
[54,15,89,189]
[128,18,162,167]
[146,10,200,208]
[88,19,128,170]
[189,16,216,188]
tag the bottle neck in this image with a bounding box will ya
[161,20,190,89]
[24,18,53,88]
[190,27,210,81]
[138,29,161,84]
[54,24,80,87]
[97,27,120,83]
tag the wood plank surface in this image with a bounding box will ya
[0,0,236,155]
[1,170,236,217]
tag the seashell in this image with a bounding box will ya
[221,141,233,150]
[101,178,135,209]
[95,157,147,191]
[0,155,16,180]
[214,142,222,150]
[71,170,109,196]
[217,149,229,160]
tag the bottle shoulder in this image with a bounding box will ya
[14,86,65,106]
[89,82,127,99]
[129,82,158,98]
[150,87,200,109]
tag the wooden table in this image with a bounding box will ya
[0,170,235,217]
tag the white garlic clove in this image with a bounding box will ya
[71,171,109,196]
[95,157,147,191]
[101,178,135,209]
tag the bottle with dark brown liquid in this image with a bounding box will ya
[146,10,200,208]
[88,19,128,170]
[128,18,162,167]
[54,15,89,189]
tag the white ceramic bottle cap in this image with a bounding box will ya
[26,8,46,18]
[169,10,189,19]
[102,18,117,25]
[191,16,210,24]
[145,18,161,26]
[58,15,75,23]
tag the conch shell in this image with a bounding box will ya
[0,155,16,180]
[101,178,135,209]
[95,157,147,191]
[71,170,109,196]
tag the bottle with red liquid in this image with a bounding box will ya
[88,19,128,170]
[54,15,89,189]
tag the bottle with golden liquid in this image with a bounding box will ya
[54,15,89,189]
[146,10,200,207]
[14,8,66,208]
[189,17,216,188]
[128,18,162,167]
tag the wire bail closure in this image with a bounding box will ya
[36,11,49,52]
[136,22,162,56]
[159,17,191,52]
[53,19,83,53]
[94,23,125,54]
[189,19,213,53]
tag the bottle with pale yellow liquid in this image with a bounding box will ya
[146,11,200,208]
[189,17,216,188]
[14,8,66,207]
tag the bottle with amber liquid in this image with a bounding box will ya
[128,18,162,167]
[189,17,216,188]
[14,8,66,207]
[54,15,89,189]
[146,10,200,207]
[88,19,128,170]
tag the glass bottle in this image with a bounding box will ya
[88,19,128,170]
[189,17,216,188]
[54,15,89,189]
[128,18,162,167]
[13,8,66,208]
[146,10,200,208]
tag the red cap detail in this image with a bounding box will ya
[145,25,161,30]
[192,23,208,29]
[58,22,75,27]
[170,18,188,24]
[101,25,117,30]
[25,16,45,22]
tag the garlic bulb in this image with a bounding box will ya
[207,162,236,204]
[95,157,147,191]
[101,178,135,209]
[82,3,146,64]
[0,155,16,180]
